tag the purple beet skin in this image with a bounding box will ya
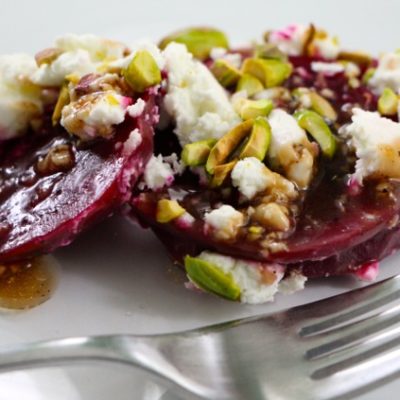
[0,95,158,262]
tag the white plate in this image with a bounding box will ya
[1,1,400,399]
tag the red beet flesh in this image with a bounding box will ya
[0,96,157,262]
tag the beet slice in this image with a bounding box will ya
[131,175,400,279]
[0,94,158,262]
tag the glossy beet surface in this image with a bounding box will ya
[0,96,157,262]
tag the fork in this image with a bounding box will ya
[2,277,400,400]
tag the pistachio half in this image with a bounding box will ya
[206,119,253,174]
[378,88,398,116]
[211,59,241,88]
[159,27,229,60]
[156,199,186,223]
[52,83,70,126]
[123,50,161,93]
[235,98,273,120]
[239,117,271,160]
[362,68,376,84]
[241,58,292,88]
[181,139,217,166]
[210,160,238,187]
[236,73,264,96]
[184,255,241,301]
[254,43,288,61]
[295,110,336,158]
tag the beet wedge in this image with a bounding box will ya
[0,95,157,262]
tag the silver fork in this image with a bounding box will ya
[2,276,400,400]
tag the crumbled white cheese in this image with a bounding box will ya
[278,272,308,294]
[163,43,240,146]
[0,54,42,139]
[122,128,142,156]
[312,36,340,60]
[32,34,127,87]
[369,52,400,94]
[231,157,273,199]
[197,251,286,304]
[268,24,309,56]
[61,91,129,140]
[268,109,308,160]
[204,205,244,240]
[340,108,400,183]
[210,47,242,69]
[311,61,344,74]
[127,98,146,118]
[142,154,175,190]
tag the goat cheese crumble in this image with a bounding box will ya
[163,43,240,146]
[340,108,400,183]
[204,205,244,240]
[369,52,400,94]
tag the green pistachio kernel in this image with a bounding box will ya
[236,73,264,96]
[35,48,64,66]
[241,58,292,88]
[184,255,241,301]
[210,159,237,187]
[159,27,229,60]
[51,84,70,126]
[362,68,376,84]
[206,119,253,174]
[254,43,288,61]
[211,59,241,88]
[181,139,217,167]
[156,199,186,223]
[295,110,336,158]
[236,98,273,120]
[239,117,271,160]
[123,50,161,93]
[378,88,398,116]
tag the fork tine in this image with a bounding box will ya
[297,276,400,337]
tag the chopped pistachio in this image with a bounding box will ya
[123,50,161,93]
[35,48,64,66]
[239,117,271,160]
[241,58,292,88]
[254,43,287,61]
[210,160,237,187]
[362,67,376,84]
[211,59,241,88]
[51,84,70,126]
[338,51,373,67]
[236,73,264,96]
[378,88,398,116]
[156,199,186,223]
[159,27,229,60]
[236,98,273,120]
[248,226,264,234]
[295,110,336,158]
[181,139,217,166]
[184,255,241,301]
[206,119,253,174]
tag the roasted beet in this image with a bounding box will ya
[0,95,158,262]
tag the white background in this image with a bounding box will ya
[1,1,400,399]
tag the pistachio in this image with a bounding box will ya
[235,99,273,120]
[236,73,264,96]
[241,58,292,88]
[181,139,217,167]
[159,27,229,60]
[184,255,241,300]
[239,117,271,160]
[338,51,373,67]
[123,50,161,93]
[206,119,253,174]
[302,24,316,56]
[294,110,336,158]
[210,160,237,187]
[211,59,241,88]
[254,43,287,61]
[35,48,64,66]
[293,88,337,121]
[362,68,376,84]
[156,199,186,223]
[51,84,70,126]
[378,88,398,116]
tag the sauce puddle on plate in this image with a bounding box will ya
[0,256,58,310]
